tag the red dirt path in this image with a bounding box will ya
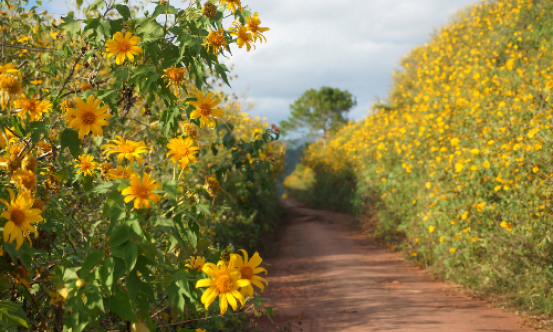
[256,200,534,332]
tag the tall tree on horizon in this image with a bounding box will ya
[280,87,356,145]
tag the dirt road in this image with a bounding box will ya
[256,200,533,332]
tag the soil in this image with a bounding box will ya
[255,199,534,332]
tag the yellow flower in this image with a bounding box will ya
[1,188,42,249]
[65,95,112,139]
[166,136,200,168]
[162,66,186,92]
[247,13,269,43]
[75,154,98,177]
[181,120,199,139]
[188,91,224,128]
[500,221,513,232]
[449,247,456,253]
[202,1,217,17]
[0,63,19,76]
[105,32,143,65]
[12,169,36,192]
[106,166,138,180]
[230,22,253,51]
[121,173,162,209]
[186,256,206,271]
[204,28,228,58]
[0,76,22,95]
[206,175,220,196]
[195,257,250,314]
[428,225,435,233]
[219,0,241,14]
[231,249,268,298]
[102,136,151,164]
[80,83,94,92]
[14,95,52,121]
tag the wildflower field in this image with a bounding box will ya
[285,0,553,316]
[0,0,283,330]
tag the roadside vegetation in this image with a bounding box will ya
[0,0,283,330]
[285,0,553,318]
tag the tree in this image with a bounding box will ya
[280,87,356,144]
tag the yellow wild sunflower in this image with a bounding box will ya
[219,0,241,14]
[186,256,206,272]
[166,136,200,168]
[80,83,94,92]
[247,13,269,43]
[105,32,143,65]
[65,95,112,139]
[75,154,98,177]
[102,136,151,164]
[188,91,224,128]
[121,173,162,209]
[231,249,268,298]
[230,22,253,51]
[204,28,228,58]
[195,257,250,314]
[180,120,199,139]
[205,175,220,196]
[14,95,52,121]
[1,188,43,249]
[0,76,22,95]
[12,169,36,193]
[0,63,20,76]
[162,66,187,93]
[106,165,138,180]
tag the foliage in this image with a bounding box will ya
[279,87,356,143]
[285,0,553,316]
[0,0,282,330]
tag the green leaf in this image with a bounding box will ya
[63,45,74,57]
[163,180,177,201]
[92,181,115,194]
[29,121,49,143]
[109,225,131,248]
[115,4,131,21]
[126,270,141,301]
[60,13,82,37]
[60,128,82,157]
[98,257,115,294]
[124,242,138,273]
[108,291,137,322]
[0,300,30,328]
[81,251,105,277]
[196,204,211,217]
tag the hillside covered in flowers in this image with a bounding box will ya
[285,0,553,314]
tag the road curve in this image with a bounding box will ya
[256,200,533,332]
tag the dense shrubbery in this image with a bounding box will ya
[286,0,553,315]
[0,0,282,330]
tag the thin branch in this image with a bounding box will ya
[0,42,60,54]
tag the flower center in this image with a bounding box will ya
[208,33,224,47]
[241,266,253,280]
[167,69,184,82]
[11,207,26,226]
[134,183,150,199]
[117,40,132,53]
[80,161,92,170]
[119,143,137,154]
[215,275,233,293]
[199,104,212,116]
[81,111,97,125]
[1,77,21,94]
[238,28,250,41]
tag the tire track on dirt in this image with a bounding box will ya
[256,200,533,332]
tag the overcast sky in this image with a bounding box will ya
[43,0,480,127]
